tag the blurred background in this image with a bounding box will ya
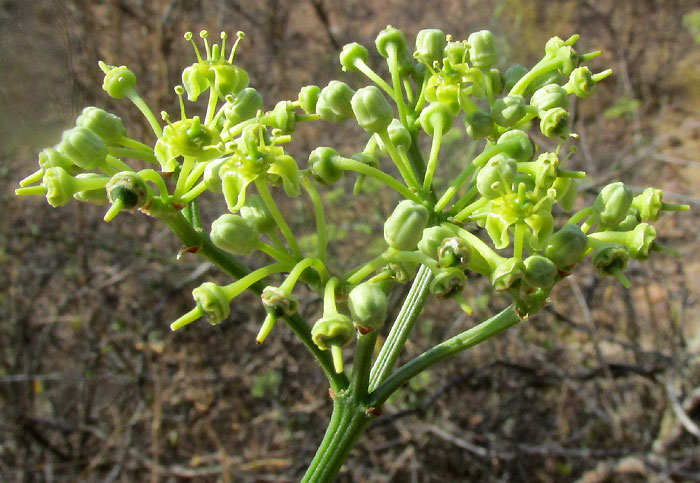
[2,0,700,481]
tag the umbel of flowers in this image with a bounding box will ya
[16,27,688,481]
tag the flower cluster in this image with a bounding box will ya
[16,26,687,375]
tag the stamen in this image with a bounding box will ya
[174,85,187,119]
[161,111,174,127]
[228,31,245,63]
[184,32,203,62]
[200,30,211,60]
[219,32,227,61]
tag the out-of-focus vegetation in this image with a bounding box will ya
[2,0,699,481]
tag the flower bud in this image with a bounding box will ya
[316,81,355,123]
[530,84,569,112]
[566,66,595,98]
[311,314,355,350]
[261,286,299,317]
[42,167,107,207]
[210,63,249,98]
[630,187,689,222]
[543,224,588,270]
[430,268,467,299]
[468,30,498,69]
[497,129,533,162]
[203,158,228,193]
[210,213,259,255]
[58,126,108,170]
[384,200,429,251]
[617,207,641,232]
[268,100,297,133]
[375,26,407,58]
[476,154,517,199]
[544,36,566,57]
[348,283,388,330]
[240,194,275,233]
[523,255,558,288]
[224,87,263,125]
[351,86,393,133]
[193,282,230,325]
[340,42,369,71]
[101,63,136,99]
[592,243,629,277]
[388,118,411,149]
[539,107,569,138]
[593,182,633,228]
[464,110,496,139]
[418,225,458,260]
[38,147,76,172]
[106,171,149,210]
[555,46,578,76]
[437,237,471,269]
[415,29,446,65]
[298,85,321,114]
[490,258,525,291]
[504,64,528,92]
[76,107,126,143]
[309,147,343,185]
[444,40,468,65]
[419,102,454,136]
[491,95,527,127]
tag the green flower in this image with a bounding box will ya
[155,115,222,172]
[210,213,259,255]
[348,283,388,331]
[384,200,429,251]
[181,31,249,101]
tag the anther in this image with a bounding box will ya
[184,32,203,62]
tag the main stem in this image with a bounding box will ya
[301,394,374,483]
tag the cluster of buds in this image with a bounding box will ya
[16,26,687,373]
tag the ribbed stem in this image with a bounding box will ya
[301,397,373,482]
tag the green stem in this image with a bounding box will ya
[422,122,443,193]
[368,264,433,390]
[301,396,373,483]
[376,132,420,191]
[255,179,303,259]
[301,177,328,264]
[333,156,421,203]
[204,88,219,126]
[387,45,408,126]
[126,90,163,138]
[117,136,154,153]
[355,59,396,101]
[153,201,347,391]
[370,305,520,406]
[509,58,560,96]
[352,331,378,402]
[107,147,158,164]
